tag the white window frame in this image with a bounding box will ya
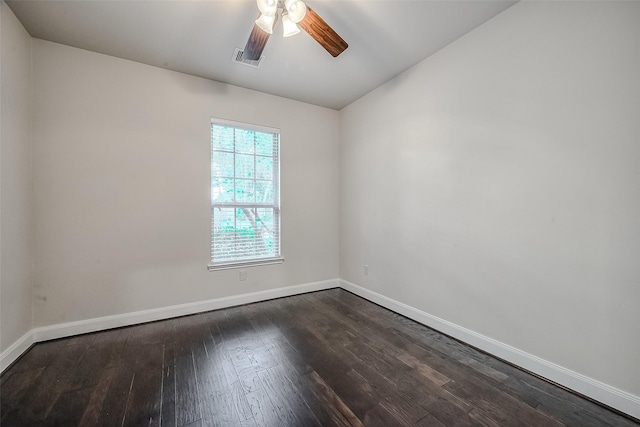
[208,118,283,270]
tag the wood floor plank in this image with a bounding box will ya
[317,292,459,375]
[395,351,451,386]
[360,403,409,427]
[66,328,129,393]
[240,303,285,341]
[458,356,510,382]
[326,292,553,426]
[268,354,348,427]
[95,324,165,427]
[318,290,557,425]
[502,371,640,427]
[300,291,557,426]
[301,370,364,427]
[414,412,448,427]
[122,341,164,426]
[267,335,313,375]
[230,379,255,423]
[225,307,279,373]
[330,290,515,382]
[173,317,204,427]
[216,347,254,423]
[231,305,322,427]
[239,418,258,427]
[2,338,67,374]
[261,330,361,427]
[227,349,263,394]
[265,300,372,418]
[278,297,429,423]
[88,327,130,368]
[467,407,506,427]
[7,335,94,422]
[45,386,94,426]
[194,339,238,427]
[332,300,557,425]
[0,368,45,425]
[245,387,282,427]
[204,311,255,424]
[214,310,264,395]
[0,367,45,418]
[95,350,137,426]
[78,366,118,426]
[161,341,177,427]
[292,295,466,424]
[258,365,321,427]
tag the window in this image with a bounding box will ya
[208,119,282,270]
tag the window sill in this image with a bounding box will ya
[207,257,284,271]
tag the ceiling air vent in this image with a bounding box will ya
[232,48,263,68]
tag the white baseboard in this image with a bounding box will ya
[1,279,338,373]
[339,279,640,420]
[0,331,35,373]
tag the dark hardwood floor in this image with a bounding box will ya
[1,289,637,426]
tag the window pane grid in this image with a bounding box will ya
[210,121,280,266]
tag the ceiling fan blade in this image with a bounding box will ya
[298,7,348,57]
[243,22,271,61]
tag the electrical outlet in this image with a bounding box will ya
[364,264,369,275]
[239,270,247,281]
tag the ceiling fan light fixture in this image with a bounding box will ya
[284,0,307,23]
[256,0,277,16]
[255,13,276,34]
[243,0,348,61]
[282,12,300,37]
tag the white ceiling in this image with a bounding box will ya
[6,0,517,110]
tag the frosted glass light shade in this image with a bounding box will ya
[255,13,275,34]
[284,0,307,23]
[282,13,300,37]
[257,0,277,16]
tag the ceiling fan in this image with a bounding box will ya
[242,0,348,61]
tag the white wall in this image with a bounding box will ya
[31,40,339,327]
[0,1,33,353]
[340,0,640,399]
